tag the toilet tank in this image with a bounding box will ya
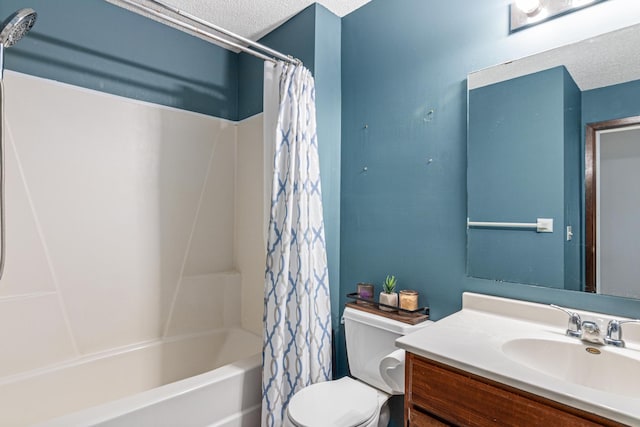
[343,307,432,394]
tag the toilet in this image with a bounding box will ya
[284,306,433,427]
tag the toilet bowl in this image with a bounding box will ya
[284,377,390,427]
[283,306,433,427]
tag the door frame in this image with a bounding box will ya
[585,115,640,293]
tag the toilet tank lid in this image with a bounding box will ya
[343,307,432,335]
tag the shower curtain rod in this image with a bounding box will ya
[117,0,301,65]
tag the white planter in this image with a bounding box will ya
[379,292,398,311]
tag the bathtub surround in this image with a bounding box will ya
[0,69,231,361]
[262,61,332,427]
[3,70,234,352]
[236,113,270,336]
[0,70,266,425]
[165,273,241,337]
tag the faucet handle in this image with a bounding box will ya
[550,304,582,338]
[604,319,640,348]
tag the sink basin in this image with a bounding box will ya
[502,338,640,398]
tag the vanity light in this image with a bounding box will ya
[515,0,542,15]
[510,0,608,33]
[572,0,598,6]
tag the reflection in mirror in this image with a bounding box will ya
[585,118,640,298]
[466,23,640,298]
[467,66,581,290]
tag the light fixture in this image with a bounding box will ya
[572,0,598,6]
[510,0,608,33]
[515,0,542,15]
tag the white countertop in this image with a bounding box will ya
[395,292,640,426]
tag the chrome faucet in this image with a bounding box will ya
[604,319,640,348]
[550,305,605,344]
[550,305,582,338]
[580,320,603,344]
[552,305,640,347]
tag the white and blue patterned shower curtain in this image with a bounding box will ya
[261,61,332,427]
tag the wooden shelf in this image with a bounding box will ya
[345,302,430,325]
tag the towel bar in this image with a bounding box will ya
[467,218,553,233]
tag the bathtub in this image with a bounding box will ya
[0,328,262,426]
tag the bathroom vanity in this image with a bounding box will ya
[396,293,640,427]
[404,353,622,426]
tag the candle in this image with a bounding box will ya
[399,290,419,311]
[357,283,374,303]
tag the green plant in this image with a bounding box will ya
[383,275,397,294]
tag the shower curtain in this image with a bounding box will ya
[261,61,332,427]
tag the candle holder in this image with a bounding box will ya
[356,283,374,304]
[399,290,419,311]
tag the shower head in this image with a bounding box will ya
[0,9,36,276]
[0,8,36,81]
[0,8,37,48]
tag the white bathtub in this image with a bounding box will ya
[0,328,262,426]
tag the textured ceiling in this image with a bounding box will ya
[110,0,371,43]
[468,23,640,91]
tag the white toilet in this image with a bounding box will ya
[284,306,433,427]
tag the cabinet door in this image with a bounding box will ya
[406,353,623,427]
[407,407,450,426]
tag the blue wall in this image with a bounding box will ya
[237,4,317,120]
[563,70,582,292]
[582,79,640,124]
[0,0,238,120]
[313,7,342,337]
[340,0,640,377]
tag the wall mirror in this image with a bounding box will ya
[466,23,640,298]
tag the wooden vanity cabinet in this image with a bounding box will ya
[404,352,626,427]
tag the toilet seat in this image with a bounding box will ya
[286,377,380,427]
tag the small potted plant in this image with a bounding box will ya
[379,275,398,311]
